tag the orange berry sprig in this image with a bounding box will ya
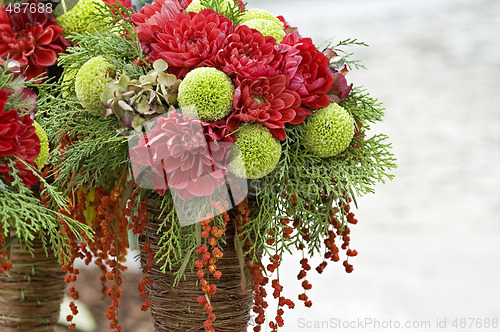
[297,257,313,308]
[268,261,295,332]
[138,238,153,312]
[236,199,269,332]
[0,233,13,273]
[60,177,133,332]
[195,205,228,332]
[51,134,133,332]
[127,194,153,311]
[267,219,295,332]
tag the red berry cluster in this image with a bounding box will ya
[0,233,13,273]
[297,257,313,308]
[56,176,133,332]
[128,196,148,235]
[268,266,295,332]
[86,183,130,332]
[235,199,269,332]
[195,204,229,332]
[324,200,359,274]
[53,136,141,331]
[127,195,153,311]
[138,238,153,312]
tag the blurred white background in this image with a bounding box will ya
[244,0,500,331]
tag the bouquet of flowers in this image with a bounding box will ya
[0,57,91,331]
[0,4,92,329]
[39,0,396,331]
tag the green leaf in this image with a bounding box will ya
[173,247,194,288]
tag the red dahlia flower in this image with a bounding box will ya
[228,75,310,141]
[281,31,333,109]
[0,0,68,81]
[132,0,182,53]
[216,24,282,80]
[129,112,233,200]
[150,9,233,78]
[0,90,40,188]
[0,91,19,158]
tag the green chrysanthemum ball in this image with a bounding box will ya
[302,102,355,157]
[242,19,286,43]
[61,63,80,97]
[33,121,49,170]
[227,123,282,179]
[186,0,234,13]
[178,67,234,122]
[185,0,204,12]
[57,0,109,39]
[75,56,113,113]
[241,8,283,27]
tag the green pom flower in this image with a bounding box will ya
[242,19,285,43]
[185,0,205,12]
[302,102,355,157]
[75,56,113,113]
[178,67,234,122]
[61,63,80,97]
[241,9,283,26]
[57,0,109,39]
[186,0,235,13]
[33,121,49,170]
[227,123,282,179]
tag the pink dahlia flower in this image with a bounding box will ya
[129,112,233,200]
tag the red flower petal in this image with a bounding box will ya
[32,46,57,67]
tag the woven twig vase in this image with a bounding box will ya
[0,237,65,332]
[140,200,253,332]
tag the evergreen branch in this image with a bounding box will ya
[0,161,92,264]
[342,86,386,126]
[200,0,246,25]
[245,86,396,260]
[319,37,369,71]
[57,27,147,81]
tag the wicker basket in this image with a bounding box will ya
[140,200,253,332]
[0,237,66,332]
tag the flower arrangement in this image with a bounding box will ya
[0,59,90,273]
[0,6,92,328]
[38,0,396,331]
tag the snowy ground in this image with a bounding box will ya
[69,1,500,331]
